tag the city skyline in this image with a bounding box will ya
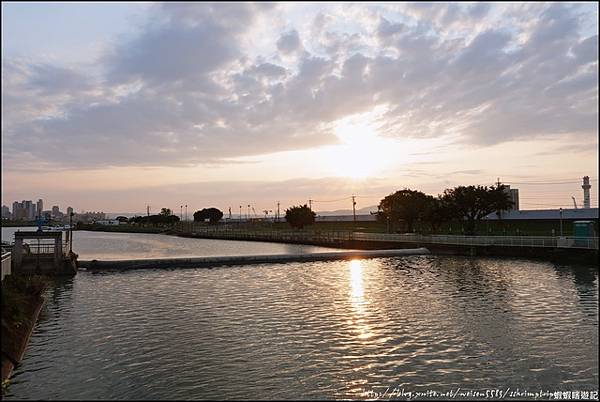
[1,2,598,213]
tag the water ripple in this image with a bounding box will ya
[4,255,598,400]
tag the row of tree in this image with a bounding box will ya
[126,208,180,225]
[282,185,513,234]
[378,185,513,235]
[119,184,513,235]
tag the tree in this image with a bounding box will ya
[442,184,513,235]
[378,189,430,233]
[193,208,223,224]
[423,196,453,233]
[129,215,143,224]
[285,204,316,229]
[159,208,172,216]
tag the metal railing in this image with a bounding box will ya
[21,242,71,255]
[176,223,598,250]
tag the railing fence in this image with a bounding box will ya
[175,223,598,250]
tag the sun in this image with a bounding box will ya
[322,109,397,179]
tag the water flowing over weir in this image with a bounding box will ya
[78,248,431,270]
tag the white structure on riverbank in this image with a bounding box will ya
[486,208,598,220]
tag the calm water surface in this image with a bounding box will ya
[1,227,341,259]
[3,254,598,400]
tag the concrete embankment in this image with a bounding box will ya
[78,248,430,270]
[1,279,46,384]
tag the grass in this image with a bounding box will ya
[75,218,598,237]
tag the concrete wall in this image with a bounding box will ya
[1,252,11,281]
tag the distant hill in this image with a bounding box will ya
[315,205,378,216]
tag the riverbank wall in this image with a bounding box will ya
[175,232,598,265]
[1,277,47,384]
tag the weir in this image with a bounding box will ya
[78,248,431,270]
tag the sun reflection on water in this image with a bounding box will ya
[348,259,373,340]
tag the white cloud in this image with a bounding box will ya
[1,2,597,172]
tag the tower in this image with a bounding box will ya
[582,176,591,209]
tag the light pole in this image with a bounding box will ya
[559,207,563,237]
[239,206,242,221]
[180,205,183,221]
[247,204,250,221]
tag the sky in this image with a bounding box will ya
[1,2,598,215]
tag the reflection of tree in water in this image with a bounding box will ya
[552,263,598,319]
[428,256,559,388]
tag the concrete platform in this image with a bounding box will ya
[78,248,430,270]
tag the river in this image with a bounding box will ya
[1,228,598,399]
[1,227,341,260]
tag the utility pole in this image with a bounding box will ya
[352,195,356,224]
[180,205,183,220]
[185,205,188,221]
[247,204,250,221]
[147,205,150,217]
[69,212,74,253]
[239,205,242,221]
[277,201,280,222]
[308,199,313,211]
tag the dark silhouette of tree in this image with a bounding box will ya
[159,208,172,216]
[115,216,128,223]
[129,215,143,224]
[129,213,179,226]
[285,204,316,229]
[378,189,430,233]
[423,196,453,233]
[442,185,513,235]
[193,208,223,224]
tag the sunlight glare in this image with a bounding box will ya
[324,107,399,179]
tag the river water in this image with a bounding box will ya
[1,227,341,259]
[1,228,598,399]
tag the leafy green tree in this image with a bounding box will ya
[193,208,223,224]
[442,185,513,235]
[285,204,316,229]
[378,189,430,233]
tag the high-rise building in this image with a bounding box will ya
[23,200,35,220]
[1,205,11,219]
[67,206,73,216]
[509,188,519,211]
[503,185,519,211]
[12,201,20,217]
[52,205,62,218]
[37,199,44,217]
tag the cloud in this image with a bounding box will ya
[1,2,597,172]
[276,29,302,54]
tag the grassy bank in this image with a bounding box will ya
[75,223,174,234]
[1,220,37,227]
[1,275,48,388]
[76,218,597,237]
